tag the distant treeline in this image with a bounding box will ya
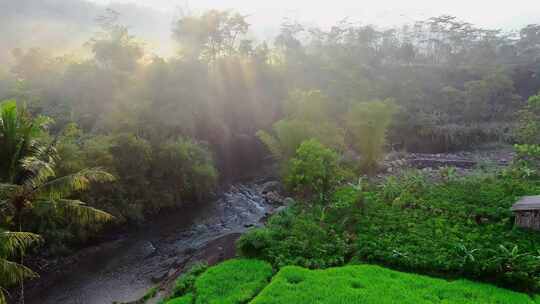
[0,10,539,221]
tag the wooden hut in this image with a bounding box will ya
[511,195,540,230]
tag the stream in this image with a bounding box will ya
[25,179,277,304]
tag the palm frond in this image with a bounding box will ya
[0,231,42,257]
[20,157,56,190]
[34,167,115,200]
[0,286,7,304]
[0,183,18,199]
[48,199,114,225]
[0,258,38,288]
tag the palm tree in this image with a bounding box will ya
[0,99,52,183]
[0,230,42,304]
[0,99,115,303]
[1,156,115,229]
[0,100,115,228]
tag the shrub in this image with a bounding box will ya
[237,207,351,269]
[236,229,273,259]
[378,170,429,203]
[515,93,540,145]
[346,100,397,175]
[284,139,344,200]
[256,90,345,163]
[514,144,540,177]
[154,138,218,202]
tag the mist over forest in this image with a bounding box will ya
[1,1,540,304]
[0,0,177,64]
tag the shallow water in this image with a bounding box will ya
[26,181,274,304]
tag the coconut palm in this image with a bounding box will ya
[0,230,41,304]
[0,99,52,183]
[0,100,115,303]
[0,155,115,229]
[0,100,115,228]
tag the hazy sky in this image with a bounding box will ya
[90,0,540,31]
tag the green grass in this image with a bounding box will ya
[166,293,193,304]
[251,264,539,304]
[141,286,158,302]
[166,259,273,304]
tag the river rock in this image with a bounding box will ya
[274,205,288,213]
[263,191,285,205]
[260,181,282,194]
[283,197,295,205]
[151,270,168,283]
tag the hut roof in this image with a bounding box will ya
[511,195,540,211]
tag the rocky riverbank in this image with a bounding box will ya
[22,178,288,304]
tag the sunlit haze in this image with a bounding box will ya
[90,0,540,29]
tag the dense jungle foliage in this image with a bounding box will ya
[2,5,540,304]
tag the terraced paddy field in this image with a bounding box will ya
[164,259,540,304]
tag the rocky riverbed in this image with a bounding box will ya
[24,178,286,304]
[383,145,515,174]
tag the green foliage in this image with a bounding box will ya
[0,99,52,182]
[346,100,397,174]
[257,90,345,162]
[172,10,249,61]
[237,207,350,269]
[258,120,313,161]
[89,10,144,72]
[515,93,540,145]
[235,229,273,260]
[255,130,282,160]
[516,144,540,158]
[0,102,115,252]
[171,262,208,299]
[110,133,152,186]
[378,170,429,205]
[250,265,539,304]
[155,138,218,203]
[141,286,158,302]
[356,173,540,291]
[56,132,219,222]
[165,294,193,304]
[512,144,540,178]
[166,259,272,304]
[0,230,42,304]
[0,155,115,249]
[246,169,540,292]
[284,140,344,200]
[193,259,272,304]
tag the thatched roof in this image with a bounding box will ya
[511,195,540,212]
